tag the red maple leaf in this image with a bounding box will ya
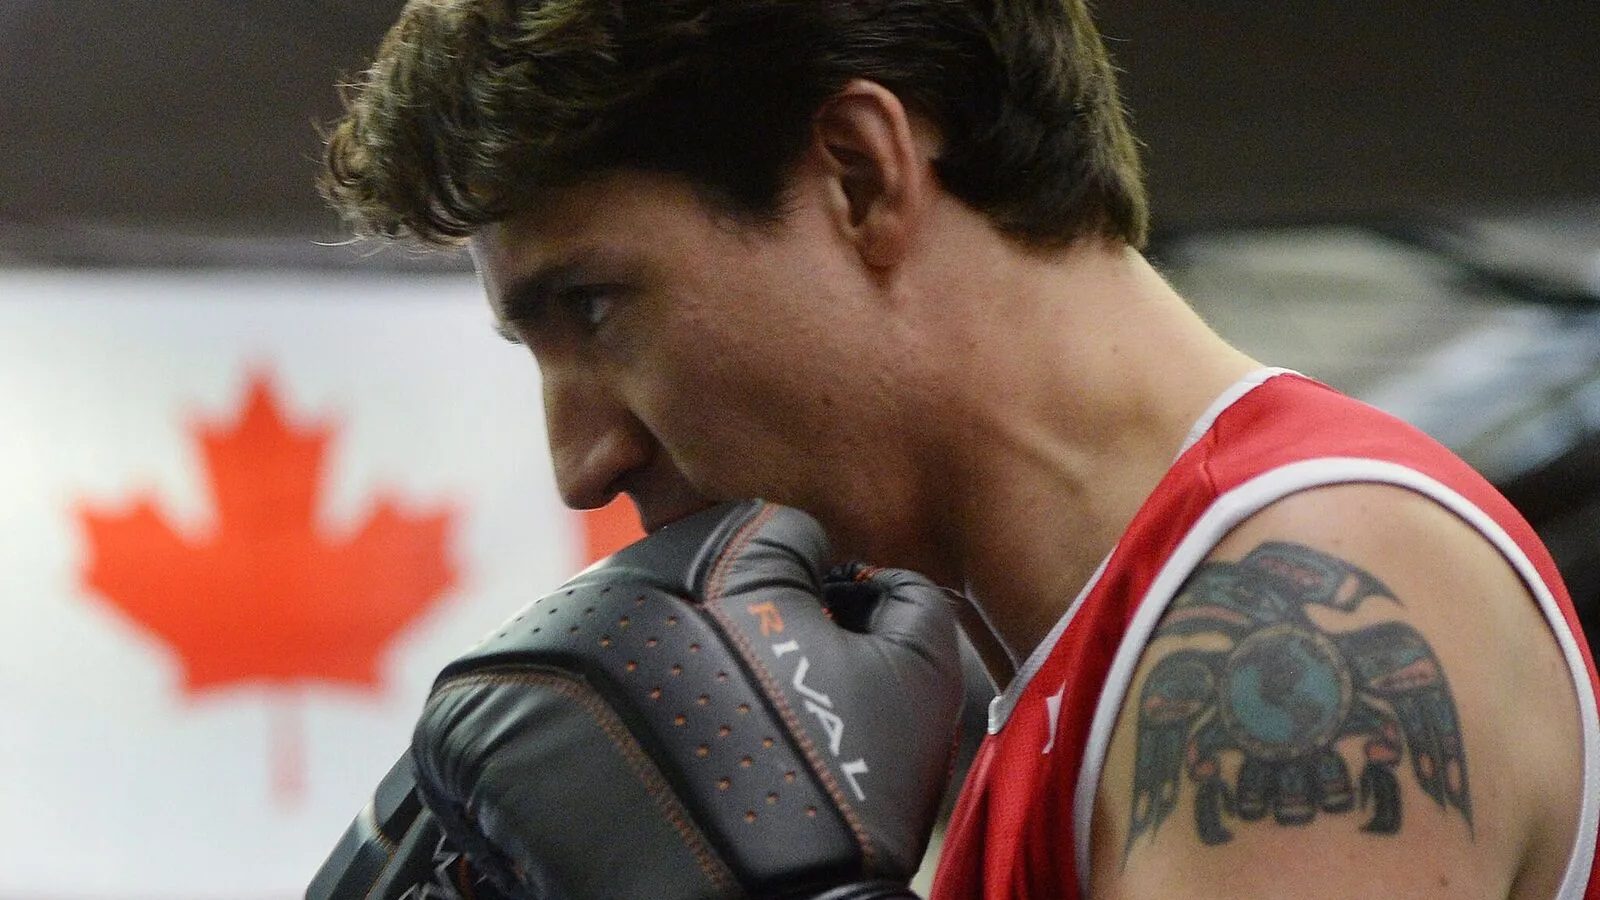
[580,496,645,565]
[77,373,457,801]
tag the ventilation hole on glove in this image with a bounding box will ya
[784,771,797,784]
[649,687,663,700]
[625,661,638,673]
[696,694,710,706]
[497,631,507,639]
[548,606,560,615]
[717,725,732,738]
[716,671,729,683]
[739,756,753,768]
[583,606,595,615]
[599,636,612,648]
[689,643,701,653]
[695,745,710,758]
[666,615,679,627]
[762,737,775,749]
[744,810,757,823]
[670,664,683,676]
[673,714,687,727]
[618,616,631,628]
[564,589,574,597]
[766,793,779,806]
[635,595,647,607]
[601,587,611,594]
[717,777,731,791]
[532,627,542,634]
[645,637,659,648]
[513,614,524,622]
[736,703,750,715]
[805,806,817,818]
[568,625,580,634]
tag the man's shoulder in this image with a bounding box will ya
[1199,373,1459,482]
[1088,481,1588,899]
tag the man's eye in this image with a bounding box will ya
[562,287,617,331]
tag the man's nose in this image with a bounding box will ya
[542,369,652,511]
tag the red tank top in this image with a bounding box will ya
[930,370,1600,900]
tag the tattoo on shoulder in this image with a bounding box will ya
[1123,542,1472,860]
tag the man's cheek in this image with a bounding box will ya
[686,427,777,496]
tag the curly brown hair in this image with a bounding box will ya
[322,0,1148,250]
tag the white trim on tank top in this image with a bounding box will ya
[1068,458,1600,900]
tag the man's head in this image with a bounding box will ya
[322,0,1149,571]
[322,0,1146,250]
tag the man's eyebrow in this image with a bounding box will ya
[491,247,623,342]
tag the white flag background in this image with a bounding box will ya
[0,268,595,899]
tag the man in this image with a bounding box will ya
[318,1,1598,897]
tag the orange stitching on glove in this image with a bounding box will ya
[454,853,477,900]
[354,804,399,900]
[428,671,740,896]
[699,505,881,873]
[367,804,400,854]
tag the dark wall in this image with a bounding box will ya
[2,1,1597,245]
[1099,2,1600,226]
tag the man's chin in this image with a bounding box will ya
[639,499,722,535]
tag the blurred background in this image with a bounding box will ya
[1,2,1596,897]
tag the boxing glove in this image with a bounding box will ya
[306,754,511,900]
[410,500,963,899]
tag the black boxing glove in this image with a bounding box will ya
[409,500,962,899]
[308,754,522,900]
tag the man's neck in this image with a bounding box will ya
[921,244,1259,689]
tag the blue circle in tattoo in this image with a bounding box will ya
[1220,624,1352,760]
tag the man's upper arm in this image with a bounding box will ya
[1091,483,1582,899]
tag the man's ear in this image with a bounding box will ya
[810,79,936,270]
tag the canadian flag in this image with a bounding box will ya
[0,269,641,899]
